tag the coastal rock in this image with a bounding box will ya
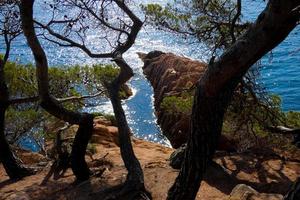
[140,51,236,150]
[229,184,283,200]
[140,51,205,148]
[120,84,133,99]
[91,117,119,147]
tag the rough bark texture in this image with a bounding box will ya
[106,57,150,199]
[20,0,94,182]
[70,114,94,182]
[167,0,300,199]
[0,95,30,180]
[0,58,31,180]
[284,178,300,200]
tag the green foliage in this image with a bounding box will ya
[142,0,247,51]
[161,89,300,150]
[224,93,282,135]
[87,143,97,155]
[224,93,300,149]
[119,84,133,99]
[4,60,120,149]
[161,93,193,115]
[284,111,300,128]
[5,62,37,97]
[142,3,190,32]
[5,107,42,143]
[4,60,119,101]
[93,112,117,126]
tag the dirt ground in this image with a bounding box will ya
[1,135,299,200]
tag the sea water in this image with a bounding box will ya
[1,0,299,150]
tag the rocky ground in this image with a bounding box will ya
[1,117,299,200]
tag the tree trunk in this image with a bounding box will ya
[0,60,31,180]
[20,0,94,182]
[0,108,30,180]
[105,57,150,199]
[167,81,238,199]
[71,114,94,182]
[284,178,300,200]
[168,0,300,199]
[109,86,144,187]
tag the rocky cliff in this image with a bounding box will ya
[140,51,235,150]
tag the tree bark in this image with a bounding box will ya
[20,0,94,182]
[106,56,150,199]
[284,178,300,200]
[70,114,94,182]
[168,0,300,199]
[0,59,31,180]
[0,107,31,180]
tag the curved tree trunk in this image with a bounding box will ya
[71,114,94,182]
[0,59,31,180]
[167,0,300,199]
[0,108,30,180]
[20,0,94,182]
[106,56,150,199]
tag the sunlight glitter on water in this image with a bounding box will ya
[1,0,300,151]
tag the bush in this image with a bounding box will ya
[4,60,120,151]
[161,93,193,115]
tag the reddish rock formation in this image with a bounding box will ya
[91,116,120,147]
[140,51,236,150]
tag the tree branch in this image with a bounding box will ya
[57,91,105,103]
[9,91,104,105]
[230,0,241,44]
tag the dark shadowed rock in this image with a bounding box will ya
[169,144,186,169]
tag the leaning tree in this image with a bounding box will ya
[20,1,97,182]
[142,0,293,149]
[1,2,116,180]
[167,0,300,199]
[20,0,151,198]
[0,1,33,180]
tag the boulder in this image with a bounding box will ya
[229,184,283,200]
[92,118,119,146]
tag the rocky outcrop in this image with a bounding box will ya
[91,116,120,147]
[229,184,283,200]
[140,51,236,150]
[140,51,206,148]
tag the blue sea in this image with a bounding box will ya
[1,0,299,150]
